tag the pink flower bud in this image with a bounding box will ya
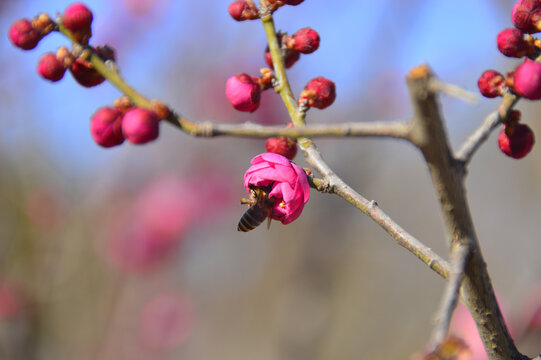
[90,107,125,148]
[121,107,160,144]
[37,53,66,82]
[477,70,504,98]
[70,58,105,87]
[265,136,297,160]
[283,0,304,5]
[244,153,310,225]
[139,293,194,350]
[8,18,41,50]
[497,28,529,57]
[513,59,541,99]
[228,0,259,21]
[298,76,336,109]
[498,122,535,159]
[225,73,261,112]
[291,27,320,54]
[63,2,93,32]
[512,0,541,34]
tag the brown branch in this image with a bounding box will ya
[429,242,469,349]
[455,94,519,166]
[407,64,527,360]
[172,115,411,139]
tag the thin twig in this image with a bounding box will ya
[455,94,519,166]
[429,243,470,349]
[428,78,478,104]
[305,149,451,279]
[180,118,412,139]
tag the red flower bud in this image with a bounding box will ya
[477,70,504,98]
[497,28,530,57]
[228,0,259,21]
[283,0,304,5]
[264,47,300,70]
[265,136,297,160]
[8,18,41,50]
[291,27,320,54]
[498,122,535,159]
[298,76,336,109]
[225,73,261,112]
[37,53,66,82]
[513,59,541,99]
[90,107,125,148]
[70,58,105,87]
[512,0,541,34]
[63,3,93,32]
[122,108,160,144]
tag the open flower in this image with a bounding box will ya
[243,153,310,225]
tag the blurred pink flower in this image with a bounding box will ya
[451,302,513,360]
[132,177,192,240]
[0,282,23,320]
[139,292,194,350]
[107,220,178,274]
[25,187,65,230]
[244,153,310,224]
[521,284,541,331]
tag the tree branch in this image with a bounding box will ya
[455,94,518,166]
[429,242,469,349]
[407,64,526,360]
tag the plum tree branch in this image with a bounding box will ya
[407,64,526,360]
[455,94,518,167]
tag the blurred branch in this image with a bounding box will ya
[429,242,469,349]
[407,65,524,360]
[428,78,478,104]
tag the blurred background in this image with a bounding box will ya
[2,0,541,359]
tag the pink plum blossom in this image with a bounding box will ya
[243,153,310,225]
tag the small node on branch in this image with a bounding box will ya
[150,100,171,121]
[298,76,336,110]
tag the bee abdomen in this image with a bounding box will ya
[237,206,268,232]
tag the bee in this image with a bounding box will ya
[237,186,275,232]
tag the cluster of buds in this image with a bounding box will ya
[477,0,541,159]
[91,97,169,148]
[8,3,111,88]
[225,1,335,162]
